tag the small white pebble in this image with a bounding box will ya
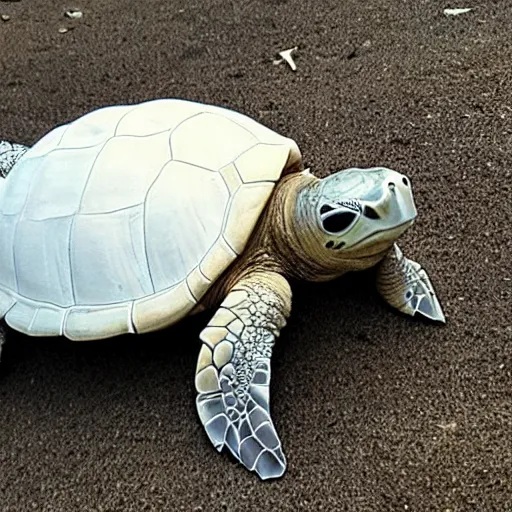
[444,8,473,16]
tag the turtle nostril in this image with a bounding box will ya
[402,177,409,187]
[320,204,335,215]
[325,241,334,249]
[363,205,380,220]
[388,182,396,191]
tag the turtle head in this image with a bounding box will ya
[291,167,417,279]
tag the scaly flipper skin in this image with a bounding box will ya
[376,244,445,323]
[0,141,28,178]
[195,272,292,480]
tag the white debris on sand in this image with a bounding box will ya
[274,47,298,72]
[65,9,83,19]
[443,8,473,16]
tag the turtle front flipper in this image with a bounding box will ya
[195,272,292,480]
[376,244,445,323]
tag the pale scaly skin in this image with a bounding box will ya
[377,244,445,322]
[196,272,291,480]
[196,168,444,479]
[0,141,28,178]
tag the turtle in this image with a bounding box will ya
[0,98,444,480]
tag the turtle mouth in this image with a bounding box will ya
[345,219,414,252]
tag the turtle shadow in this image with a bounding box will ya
[0,311,208,391]
[1,268,433,394]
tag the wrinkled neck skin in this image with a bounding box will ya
[279,174,390,281]
[203,173,387,308]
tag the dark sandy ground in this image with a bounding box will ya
[0,0,511,510]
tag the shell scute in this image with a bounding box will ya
[24,144,104,220]
[223,182,276,254]
[115,99,199,138]
[144,160,229,292]
[70,204,152,305]
[15,216,74,306]
[171,112,258,170]
[79,131,171,214]
[59,105,133,149]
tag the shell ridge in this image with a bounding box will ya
[171,160,219,173]
[2,298,15,318]
[141,158,174,294]
[61,305,72,336]
[198,266,212,283]
[75,138,114,215]
[56,123,71,147]
[206,111,259,143]
[12,213,73,223]
[126,207,153,295]
[168,111,208,157]
[29,140,106,156]
[11,157,48,294]
[227,142,262,171]
[231,162,244,182]
[221,235,238,256]
[198,234,222,269]
[128,300,136,334]
[27,307,38,332]
[113,105,140,136]
[78,203,143,217]
[69,138,112,304]
[184,279,198,302]
[220,195,235,232]
[115,129,172,139]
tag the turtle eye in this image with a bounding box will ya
[322,211,357,233]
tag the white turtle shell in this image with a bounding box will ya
[0,99,302,340]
